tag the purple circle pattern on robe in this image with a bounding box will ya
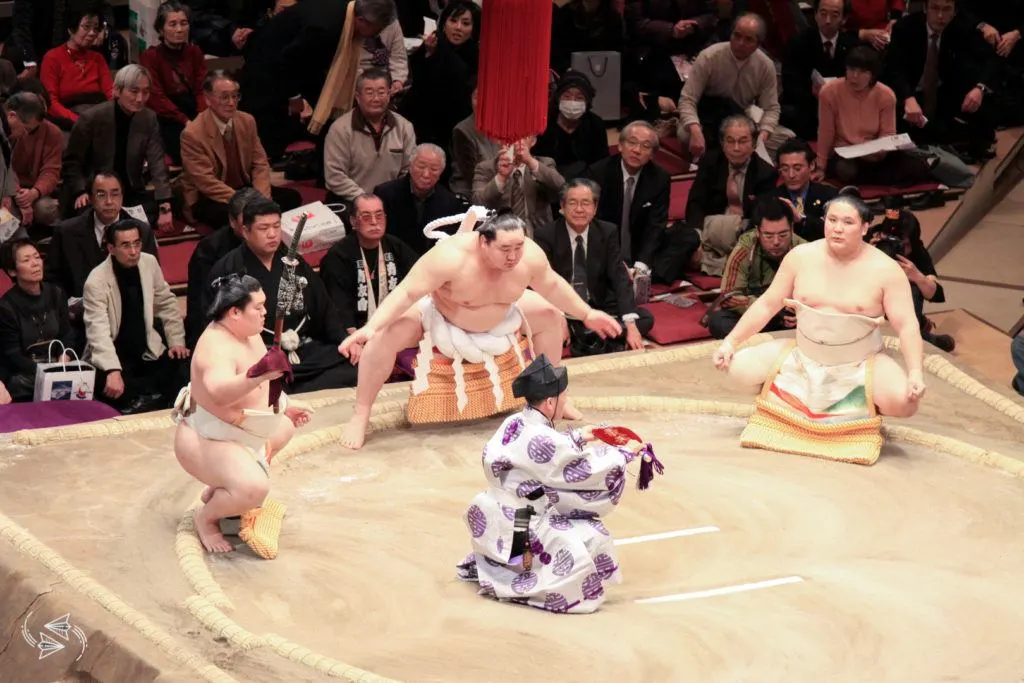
[582,572,604,600]
[501,505,516,521]
[490,457,514,479]
[606,466,625,504]
[502,417,524,445]
[467,505,487,538]
[496,537,504,553]
[516,479,543,498]
[594,553,617,579]
[549,514,572,531]
[578,489,604,501]
[551,548,575,577]
[511,570,539,595]
[563,457,593,483]
[586,518,610,536]
[544,592,570,613]
[478,581,496,597]
[544,486,561,504]
[527,434,557,463]
[539,551,552,565]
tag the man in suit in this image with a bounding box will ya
[781,0,862,140]
[882,0,999,158]
[585,121,671,280]
[763,138,837,241]
[83,218,189,414]
[61,65,173,230]
[958,1,1024,71]
[46,172,159,301]
[535,178,653,353]
[686,114,778,275]
[473,136,564,238]
[450,84,500,197]
[181,70,302,230]
[374,143,468,255]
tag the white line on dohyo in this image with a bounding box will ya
[21,612,88,661]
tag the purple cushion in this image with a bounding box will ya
[0,401,122,433]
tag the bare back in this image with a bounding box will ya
[425,233,547,332]
[789,241,900,317]
[190,324,270,423]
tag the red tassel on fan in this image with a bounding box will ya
[476,0,553,144]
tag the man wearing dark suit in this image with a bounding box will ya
[781,0,863,140]
[685,115,778,275]
[957,0,1024,71]
[882,0,999,157]
[763,138,837,241]
[374,144,468,255]
[535,178,654,353]
[584,121,671,279]
[61,65,173,229]
[46,172,159,301]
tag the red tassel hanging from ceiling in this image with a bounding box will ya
[476,0,553,145]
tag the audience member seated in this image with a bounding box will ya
[399,1,480,154]
[203,197,358,392]
[707,197,803,339]
[623,0,718,111]
[473,136,564,238]
[186,0,266,57]
[883,0,998,162]
[450,83,500,197]
[39,3,112,130]
[139,0,208,165]
[359,18,409,94]
[552,0,626,75]
[1012,332,1024,397]
[866,207,955,352]
[238,0,397,161]
[374,144,467,255]
[185,188,262,347]
[9,0,87,77]
[0,238,76,401]
[767,139,837,242]
[960,1,1024,76]
[818,46,934,186]
[535,178,653,355]
[846,0,902,51]
[46,172,159,301]
[181,70,302,230]
[584,121,671,280]
[5,92,63,238]
[533,71,610,180]
[319,193,419,339]
[62,65,174,231]
[324,68,416,207]
[686,114,778,276]
[781,0,861,140]
[83,218,189,414]
[0,374,9,404]
[677,13,794,159]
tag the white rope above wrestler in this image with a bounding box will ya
[423,205,492,242]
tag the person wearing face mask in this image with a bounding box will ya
[533,72,610,180]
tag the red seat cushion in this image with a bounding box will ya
[159,240,197,286]
[669,179,692,221]
[0,272,11,298]
[645,299,711,345]
[285,141,316,154]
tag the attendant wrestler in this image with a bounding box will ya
[174,274,312,553]
[711,194,927,418]
[338,212,622,449]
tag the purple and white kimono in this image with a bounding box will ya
[457,406,639,614]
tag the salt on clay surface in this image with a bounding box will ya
[201,413,1024,683]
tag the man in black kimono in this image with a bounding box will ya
[319,193,419,340]
[185,188,261,347]
[203,196,358,393]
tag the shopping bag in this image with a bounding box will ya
[281,201,347,254]
[570,51,621,121]
[33,342,96,401]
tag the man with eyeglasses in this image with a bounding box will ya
[83,218,188,414]
[182,70,303,230]
[319,193,418,360]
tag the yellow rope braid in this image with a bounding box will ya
[0,512,239,683]
[183,597,265,650]
[175,511,236,612]
[261,633,400,681]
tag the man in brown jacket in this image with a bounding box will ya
[5,91,62,232]
[181,70,302,229]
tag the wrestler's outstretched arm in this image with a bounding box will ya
[526,242,622,338]
[339,245,451,355]
[720,246,800,351]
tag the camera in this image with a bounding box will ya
[874,232,904,260]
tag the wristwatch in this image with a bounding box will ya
[976,83,992,95]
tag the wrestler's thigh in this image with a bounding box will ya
[728,338,792,394]
[174,424,269,494]
[516,289,562,330]
[374,305,425,350]
[268,416,295,452]
[871,353,916,418]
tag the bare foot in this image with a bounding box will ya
[200,486,216,504]
[339,411,370,450]
[194,509,233,553]
[561,401,583,421]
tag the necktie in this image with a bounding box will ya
[922,34,940,118]
[621,176,635,261]
[510,169,527,219]
[795,194,805,216]
[823,40,833,59]
[572,235,589,302]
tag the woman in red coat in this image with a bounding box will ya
[39,3,113,130]
[140,0,208,164]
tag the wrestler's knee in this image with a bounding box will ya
[269,417,295,451]
[727,343,783,394]
[872,355,919,418]
[236,475,270,508]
